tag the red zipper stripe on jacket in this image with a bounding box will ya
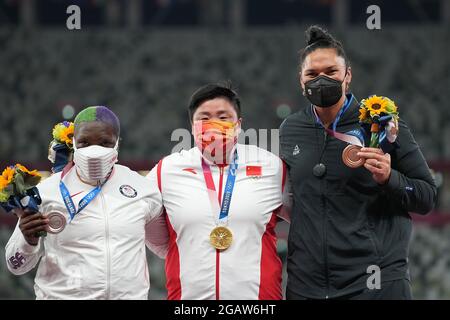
[157,159,182,300]
[215,165,225,300]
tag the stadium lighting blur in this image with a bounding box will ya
[276,103,292,119]
[62,105,75,119]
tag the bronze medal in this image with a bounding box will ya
[210,226,233,250]
[342,145,364,168]
[45,211,67,234]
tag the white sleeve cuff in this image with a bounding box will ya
[16,232,42,254]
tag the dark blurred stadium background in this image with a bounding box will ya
[0,0,449,299]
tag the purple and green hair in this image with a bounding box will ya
[74,106,120,136]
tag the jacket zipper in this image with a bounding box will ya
[216,166,225,300]
[322,129,330,299]
[100,191,111,299]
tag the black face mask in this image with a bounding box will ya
[304,75,344,108]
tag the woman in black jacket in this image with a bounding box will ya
[280,25,437,300]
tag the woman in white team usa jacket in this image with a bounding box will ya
[5,106,168,300]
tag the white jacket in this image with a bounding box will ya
[147,144,290,300]
[5,164,168,300]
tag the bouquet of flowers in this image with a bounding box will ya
[48,121,74,173]
[0,164,47,237]
[358,95,400,151]
[0,164,42,212]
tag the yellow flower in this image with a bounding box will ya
[1,166,15,184]
[15,164,41,178]
[358,107,369,122]
[0,167,14,196]
[362,96,388,117]
[0,177,8,191]
[383,97,398,115]
[60,127,74,145]
[52,122,74,146]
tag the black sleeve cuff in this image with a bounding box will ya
[380,169,403,194]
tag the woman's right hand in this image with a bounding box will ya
[16,208,49,246]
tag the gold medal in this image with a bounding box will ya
[342,145,364,168]
[209,226,233,250]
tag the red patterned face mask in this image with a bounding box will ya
[193,120,238,164]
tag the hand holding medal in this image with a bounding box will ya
[342,95,399,174]
[0,164,67,238]
[352,95,400,184]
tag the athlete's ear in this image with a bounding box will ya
[190,118,197,136]
[344,66,352,93]
[116,136,121,152]
[299,71,306,96]
[235,118,242,136]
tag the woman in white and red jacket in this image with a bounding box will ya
[147,83,291,300]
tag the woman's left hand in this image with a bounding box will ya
[357,147,391,185]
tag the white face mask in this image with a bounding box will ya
[73,140,119,183]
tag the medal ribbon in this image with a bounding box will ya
[201,150,238,225]
[59,166,103,222]
[313,94,365,147]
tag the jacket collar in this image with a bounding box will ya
[306,93,359,128]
